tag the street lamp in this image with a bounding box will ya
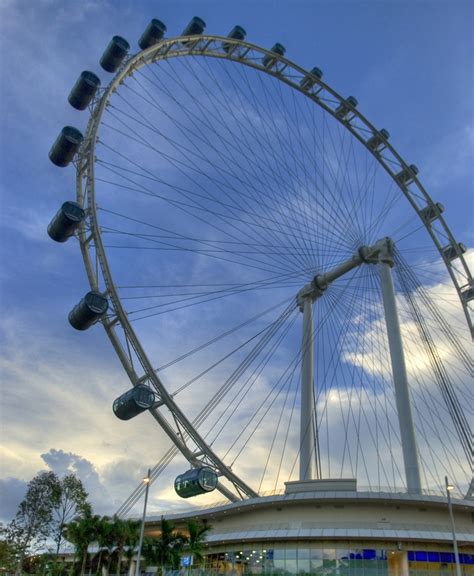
[445,476,462,576]
[135,469,151,576]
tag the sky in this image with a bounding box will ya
[0,0,473,527]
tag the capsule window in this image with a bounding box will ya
[68,71,101,111]
[174,467,218,498]
[68,291,108,331]
[49,126,83,167]
[181,16,206,42]
[113,385,156,420]
[100,35,130,73]
[138,19,167,50]
[47,201,85,243]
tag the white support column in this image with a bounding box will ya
[300,296,317,481]
[380,263,422,493]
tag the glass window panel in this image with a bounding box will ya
[440,552,454,563]
[428,552,440,562]
[298,548,310,560]
[460,553,474,565]
[336,548,350,560]
[297,549,310,573]
[363,549,376,560]
[323,548,336,560]
[273,549,285,562]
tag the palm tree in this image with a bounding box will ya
[183,520,211,572]
[94,517,116,576]
[141,518,184,575]
[64,508,101,576]
[122,523,140,576]
[113,517,140,576]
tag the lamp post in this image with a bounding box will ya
[445,476,462,576]
[135,469,151,576]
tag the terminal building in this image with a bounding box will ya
[145,479,474,575]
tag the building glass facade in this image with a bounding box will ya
[200,542,474,575]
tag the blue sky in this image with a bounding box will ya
[0,0,473,525]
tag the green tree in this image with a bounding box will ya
[94,516,116,576]
[183,519,211,569]
[0,536,19,573]
[113,517,140,576]
[53,474,89,555]
[64,506,101,576]
[6,471,62,575]
[141,518,185,574]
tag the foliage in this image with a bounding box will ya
[53,474,89,555]
[0,536,19,573]
[63,505,101,576]
[141,518,182,573]
[6,471,61,574]
[63,513,141,576]
[93,515,114,575]
[183,520,211,567]
[141,518,211,574]
[112,517,140,576]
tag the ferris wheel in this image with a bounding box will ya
[48,17,473,511]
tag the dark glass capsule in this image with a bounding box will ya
[335,96,358,119]
[367,128,390,152]
[419,201,444,224]
[68,292,108,331]
[262,43,286,68]
[113,385,156,420]
[68,71,101,111]
[346,96,358,107]
[175,467,218,498]
[300,66,323,90]
[181,16,206,39]
[100,35,130,73]
[49,126,83,167]
[462,285,474,303]
[396,164,419,186]
[138,18,167,50]
[47,201,85,242]
[222,25,246,52]
[442,242,466,262]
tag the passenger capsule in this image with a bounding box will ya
[462,285,474,303]
[174,467,218,498]
[113,385,156,420]
[262,43,286,68]
[181,16,206,38]
[442,242,466,262]
[300,67,323,90]
[49,126,83,167]
[419,201,444,224]
[100,35,130,73]
[68,292,108,331]
[47,201,85,242]
[138,18,167,50]
[396,164,419,186]
[222,25,246,52]
[366,128,390,152]
[335,96,358,120]
[68,71,101,110]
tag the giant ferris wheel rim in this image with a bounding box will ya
[81,33,473,336]
[74,32,473,505]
